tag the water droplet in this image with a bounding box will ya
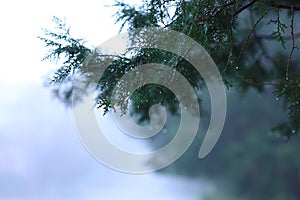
[162,128,167,133]
[235,67,239,70]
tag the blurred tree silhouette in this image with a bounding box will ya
[159,89,300,199]
[39,1,300,198]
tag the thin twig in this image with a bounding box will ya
[249,10,275,65]
[286,5,298,80]
[244,78,281,86]
[237,9,270,65]
[170,45,195,82]
[162,17,177,29]
[234,0,257,16]
[223,3,238,73]
[234,9,278,87]
[271,3,300,12]
[255,32,300,40]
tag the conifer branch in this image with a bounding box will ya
[286,5,298,81]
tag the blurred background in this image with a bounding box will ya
[1,0,300,199]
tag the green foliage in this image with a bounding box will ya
[39,17,90,82]
[273,76,300,138]
[269,8,288,48]
[39,2,300,134]
[39,17,91,105]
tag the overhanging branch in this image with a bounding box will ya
[271,3,300,11]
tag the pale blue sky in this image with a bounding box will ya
[0,0,120,84]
